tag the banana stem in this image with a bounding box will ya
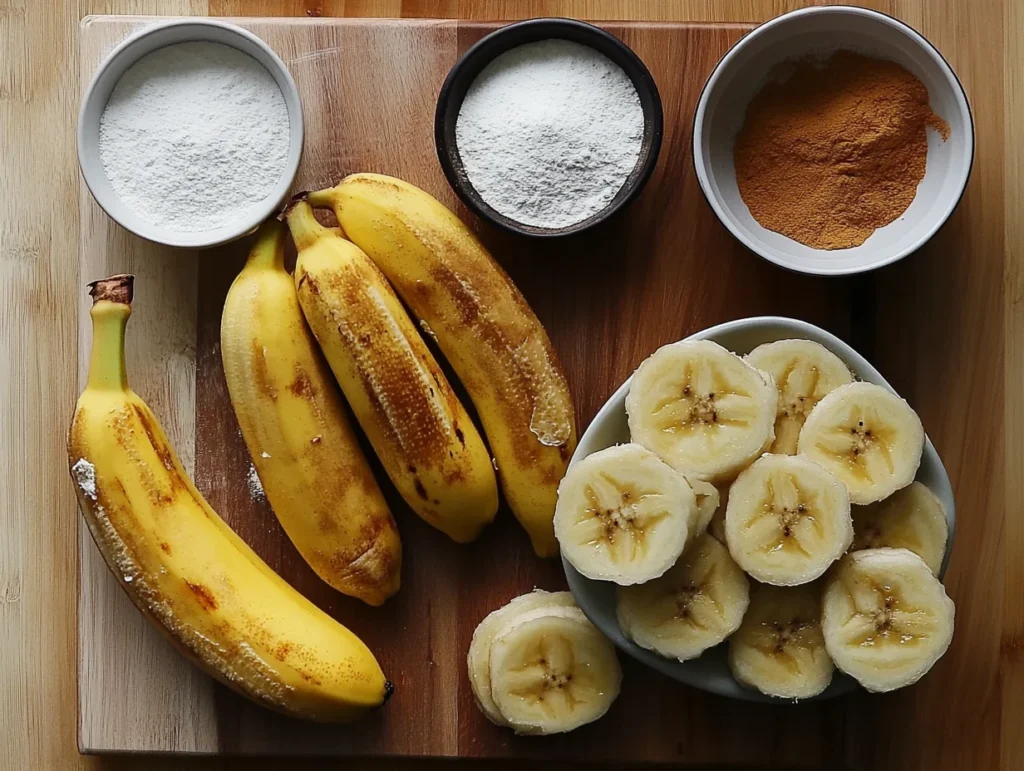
[246,220,287,271]
[86,276,133,393]
[305,188,336,209]
[286,200,332,251]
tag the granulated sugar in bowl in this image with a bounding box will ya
[454,39,644,230]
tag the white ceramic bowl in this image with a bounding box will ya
[562,317,956,702]
[693,6,974,276]
[78,19,304,249]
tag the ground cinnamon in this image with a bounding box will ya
[734,50,951,251]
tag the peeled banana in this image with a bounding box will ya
[851,482,948,575]
[688,477,721,536]
[617,533,750,662]
[287,201,498,543]
[745,339,854,454]
[798,381,924,505]
[68,275,391,721]
[554,443,694,585]
[728,582,834,699]
[725,454,853,586]
[626,340,778,482]
[822,548,954,692]
[220,222,401,605]
[307,174,576,557]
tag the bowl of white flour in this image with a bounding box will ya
[436,19,663,237]
[78,20,303,248]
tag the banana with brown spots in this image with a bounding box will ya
[307,174,576,557]
[69,275,391,721]
[287,201,498,543]
[221,221,401,604]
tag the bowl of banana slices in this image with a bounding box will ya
[557,316,956,702]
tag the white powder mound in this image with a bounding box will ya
[247,463,265,501]
[99,41,290,233]
[455,39,644,229]
[71,458,98,500]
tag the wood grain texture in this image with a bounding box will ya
[0,0,1016,770]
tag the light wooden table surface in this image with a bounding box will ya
[1,1,1018,770]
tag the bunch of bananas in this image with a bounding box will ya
[68,175,576,722]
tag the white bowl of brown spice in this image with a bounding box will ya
[692,6,973,276]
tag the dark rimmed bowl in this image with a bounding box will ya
[434,18,663,238]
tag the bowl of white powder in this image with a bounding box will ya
[436,19,663,237]
[78,20,303,248]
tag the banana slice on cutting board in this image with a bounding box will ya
[554,444,695,585]
[688,477,721,537]
[467,590,577,726]
[729,582,834,699]
[797,382,924,505]
[616,533,750,661]
[822,548,955,693]
[626,340,778,483]
[745,339,854,455]
[726,454,852,586]
[488,606,622,735]
[851,482,948,575]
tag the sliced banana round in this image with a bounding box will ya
[687,477,721,537]
[797,382,924,505]
[822,548,955,693]
[467,590,577,726]
[489,605,621,735]
[729,582,834,700]
[616,533,749,662]
[626,340,778,483]
[745,339,854,455]
[725,454,852,586]
[554,444,694,585]
[851,482,948,575]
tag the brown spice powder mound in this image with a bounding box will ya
[734,50,951,251]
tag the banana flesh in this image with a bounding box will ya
[287,201,498,543]
[486,605,621,734]
[467,590,577,726]
[798,382,924,505]
[746,339,853,455]
[729,582,834,699]
[68,275,391,721]
[617,533,750,661]
[851,481,948,575]
[554,443,694,585]
[308,174,576,558]
[626,340,778,483]
[821,548,954,692]
[725,454,853,586]
[220,222,401,605]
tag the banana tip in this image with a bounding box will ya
[88,274,135,305]
[382,680,395,705]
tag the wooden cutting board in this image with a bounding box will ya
[76,17,999,767]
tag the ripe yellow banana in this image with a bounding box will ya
[220,222,401,605]
[68,275,391,721]
[287,201,498,543]
[309,174,577,557]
